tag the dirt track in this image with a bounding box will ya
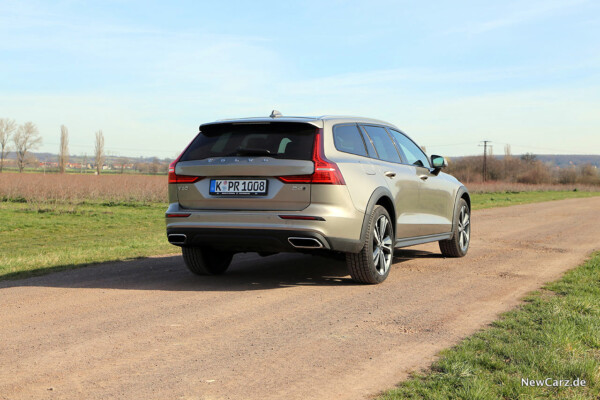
[1,197,599,400]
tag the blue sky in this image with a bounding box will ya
[1,0,599,158]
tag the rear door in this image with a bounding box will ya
[331,124,380,212]
[175,122,316,211]
[360,125,422,239]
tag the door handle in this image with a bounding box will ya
[384,171,396,178]
[419,175,429,180]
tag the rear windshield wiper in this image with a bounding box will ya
[226,147,272,157]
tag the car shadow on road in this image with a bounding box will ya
[0,249,443,292]
[393,249,445,262]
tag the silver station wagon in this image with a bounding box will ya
[166,111,470,284]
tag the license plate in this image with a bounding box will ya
[209,179,268,195]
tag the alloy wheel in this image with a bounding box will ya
[457,205,470,252]
[372,215,393,275]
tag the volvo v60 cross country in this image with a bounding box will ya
[166,111,470,284]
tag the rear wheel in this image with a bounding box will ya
[181,247,234,275]
[439,198,470,257]
[346,205,393,284]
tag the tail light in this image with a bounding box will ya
[277,129,345,185]
[168,160,202,184]
[168,160,203,184]
[168,138,203,184]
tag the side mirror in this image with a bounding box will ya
[430,155,447,175]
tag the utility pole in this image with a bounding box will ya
[479,140,491,182]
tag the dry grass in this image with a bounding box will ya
[0,172,167,203]
[464,181,600,194]
[2,173,599,206]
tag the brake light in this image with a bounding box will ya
[277,129,345,185]
[168,138,203,184]
[168,161,202,184]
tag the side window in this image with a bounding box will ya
[361,130,378,158]
[333,125,368,157]
[361,125,402,163]
[388,129,430,168]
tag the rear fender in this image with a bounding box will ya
[357,187,396,251]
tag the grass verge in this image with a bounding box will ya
[0,201,177,280]
[379,252,600,400]
[470,190,600,210]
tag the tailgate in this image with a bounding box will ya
[175,122,317,211]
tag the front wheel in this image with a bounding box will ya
[181,247,234,275]
[346,205,394,284]
[439,198,470,257]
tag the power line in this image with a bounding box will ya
[479,140,491,182]
[425,142,478,147]
[494,141,592,155]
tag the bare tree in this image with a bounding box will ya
[59,125,69,173]
[94,130,105,175]
[24,152,39,169]
[117,157,129,174]
[81,153,88,173]
[159,160,169,174]
[13,122,42,173]
[149,157,160,174]
[520,153,537,164]
[0,118,17,172]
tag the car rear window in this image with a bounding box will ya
[180,122,316,161]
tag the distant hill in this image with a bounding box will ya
[534,155,600,168]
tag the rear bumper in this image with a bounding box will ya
[167,227,333,252]
[165,203,364,253]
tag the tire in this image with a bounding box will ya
[181,247,234,275]
[346,205,394,284]
[439,198,470,257]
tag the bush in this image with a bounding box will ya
[516,162,552,184]
[446,155,599,186]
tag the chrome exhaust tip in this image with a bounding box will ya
[168,234,187,245]
[288,237,324,249]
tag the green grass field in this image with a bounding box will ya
[0,201,177,280]
[1,190,599,281]
[379,252,600,400]
[470,190,600,210]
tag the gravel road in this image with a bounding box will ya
[1,197,599,400]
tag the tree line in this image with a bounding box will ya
[446,145,599,185]
[2,118,597,183]
[0,119,41,173]
[0,118,106,174]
